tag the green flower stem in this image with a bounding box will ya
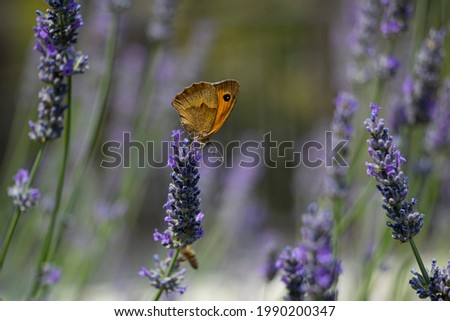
[358,223,431,299]
[0,48,39,212]
[115,45,165,214]
[133,44,165,135]
[153,248,180,301]
[411,0,431,58]
[52,10,121,261]
[358,228,393,300]
[331,196,344,257]
[390,256,412,299]
[409,238,430,284]
[335,182,373,236]
[29,77,73,299]
[0,141,47,271]
[0,209,21,271]
[417,157,443,240]
[441,0,447,28]
[72,224,114,299]
[84,11,119,160]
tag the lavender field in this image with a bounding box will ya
[0,0,449,301]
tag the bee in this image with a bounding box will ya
[179,245,198,269]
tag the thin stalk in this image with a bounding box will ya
[133,44,164,133]
[72,224,113,299]
[422,1,431,37]
[412,0,431,58]
[332,196,344,257]
[28,143,47,186]
[335,182,373,236]
[83,11,120,160]
[0,46,38,211]
[0,210,21,271]
[153,248,180,301]
[402,126,413,174]
[53,10,120,254]
[358,228,393,300]
[390,255,412,299]
[409,238,430,284]
[29,77,73,299]
[116,45,165,206]
[441,0,447,28]
[0,142,47,271]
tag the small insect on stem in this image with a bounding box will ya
[179,245,199,269]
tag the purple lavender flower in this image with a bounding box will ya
[7,169,41,212]
[376,54,400,79]
[300,204,341,300]
[425,79,450,152]
[276,204,341,301]
[350,0,381,58]
[326,92,358,198]
[139,252,187,296]
[29,0,89,142]
[410,258,450,301]
[364,104,424,242]
[154,130,204,248]
[262,250,279,282]
[380,0,414,38]
[276,246,307,301]
[147,0,180,42]
[260,232,282,282]
[41,263,62,286]
[348,0,382,83]
[404,28,446,124]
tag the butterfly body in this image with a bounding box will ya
[172,80,240,142]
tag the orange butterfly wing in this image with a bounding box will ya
[171,80,240,141]
[207,80,240,137]
[171,82,218,141]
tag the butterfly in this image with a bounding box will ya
[171,80,240,142]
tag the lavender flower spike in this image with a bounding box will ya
[29,0,89,142]
[147,0,180,42]
[376,54,400,80]
[364,104,424,242]
[425,79,450,152]
[276,204,341,301]
[350,0,381,59]
[300,204,341,300]
[348,0,382,83]
[380,0,414,38]
[326,92,358,198]
[139,252,187,296]
[404,28,446,124]
[276,246,307,301]
[410,258,450,301]
[154,130,204,248]
[7,169,41,212]
[41,263,62,286]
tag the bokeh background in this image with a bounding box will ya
[0,0,449,300]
